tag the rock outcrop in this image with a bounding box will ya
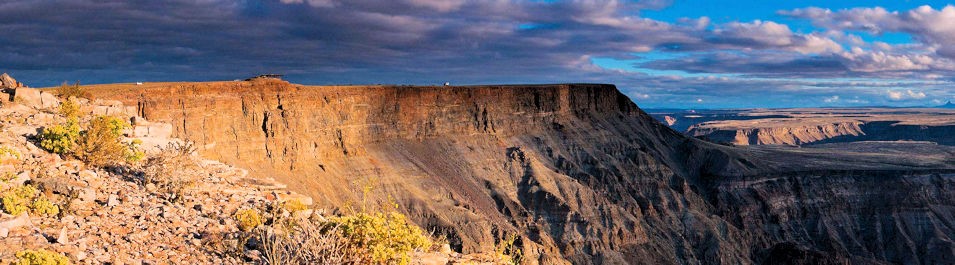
[0,73,23,89]
[88,80,955,264]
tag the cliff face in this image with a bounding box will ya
[91,80,955,264]
[688,122,866,146]
[685,109,955,146]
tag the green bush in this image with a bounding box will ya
[14,249,70,265]
[325,212,432,265]
[74,116,130,167]
[234,208,262,232]
[2,185,38,215]
[39,117,80,155]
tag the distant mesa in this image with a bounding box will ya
[0,73,25,89]
[938,101,955,109]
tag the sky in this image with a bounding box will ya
[2,0,955,108]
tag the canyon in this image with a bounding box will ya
[682,108,955,146]
[84,80,955,264]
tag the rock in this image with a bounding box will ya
[0,73,23,89]
[77,187,97,202]
[440,244,453,254]
[39,91,60,109]
[28,113,56,125]
[133,122,173,138]
[57,227,69,244]
[145,183,157,192]
[13,88,42,106]
[78,170,98,179]
[70,250,87,261]
[0,213,32,234]
[107,194,120,207]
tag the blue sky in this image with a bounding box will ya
[1,0,954,108]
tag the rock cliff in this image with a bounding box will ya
[90,80,955,264]
[685,109,955,146]
[688,121,866,146]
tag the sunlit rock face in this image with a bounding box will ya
[92,80,955,264]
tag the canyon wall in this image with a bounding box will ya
[91,80,955,264]
[687,117,955,146]
[688,122,866,146]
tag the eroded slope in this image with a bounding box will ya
[89,80,955,264]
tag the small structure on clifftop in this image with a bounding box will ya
[245,74,284,81]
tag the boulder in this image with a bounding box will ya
[133,122,173,138]
[39,91,60,109]
[0,213,32,236]
[13,88,42,106]
[0,73,23,89]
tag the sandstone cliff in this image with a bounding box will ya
[89,80,955,264]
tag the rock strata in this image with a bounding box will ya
[87,80,955,264]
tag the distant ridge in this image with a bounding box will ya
[938,101,955,109]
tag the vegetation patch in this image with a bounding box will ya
[13,249,70,265]
[1,185,38,215]
[54,82,90,100]
[325,211,432,265]
[0,145,22,160]
[38,118,80,155]
[234,208,262,232]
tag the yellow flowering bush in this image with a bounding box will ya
[234,208,262,232]
[14,249,70,265]
[2,185,38,215]
[325,212,432,265]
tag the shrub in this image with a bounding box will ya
[2,185,38,215]
[126,139,145,163]
[496,234,523,265]
[259,219,350,265]
[141,141,198,201]
[58,98,81,119]
[13,249,70,265]
[54,81,89,100]
[234,208,262,232]
[74,116,129,167]
[281,199,308,214]
[1,172,15,182]
[0,145,22,160]
[39,118,80,155]
[325,212,432,265]
[30,196,60,217]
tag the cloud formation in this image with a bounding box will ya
[0,1,952,108]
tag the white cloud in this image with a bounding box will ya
[823,95,840,103]
[887,89,926,100]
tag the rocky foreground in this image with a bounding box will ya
[0,76,497,264]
